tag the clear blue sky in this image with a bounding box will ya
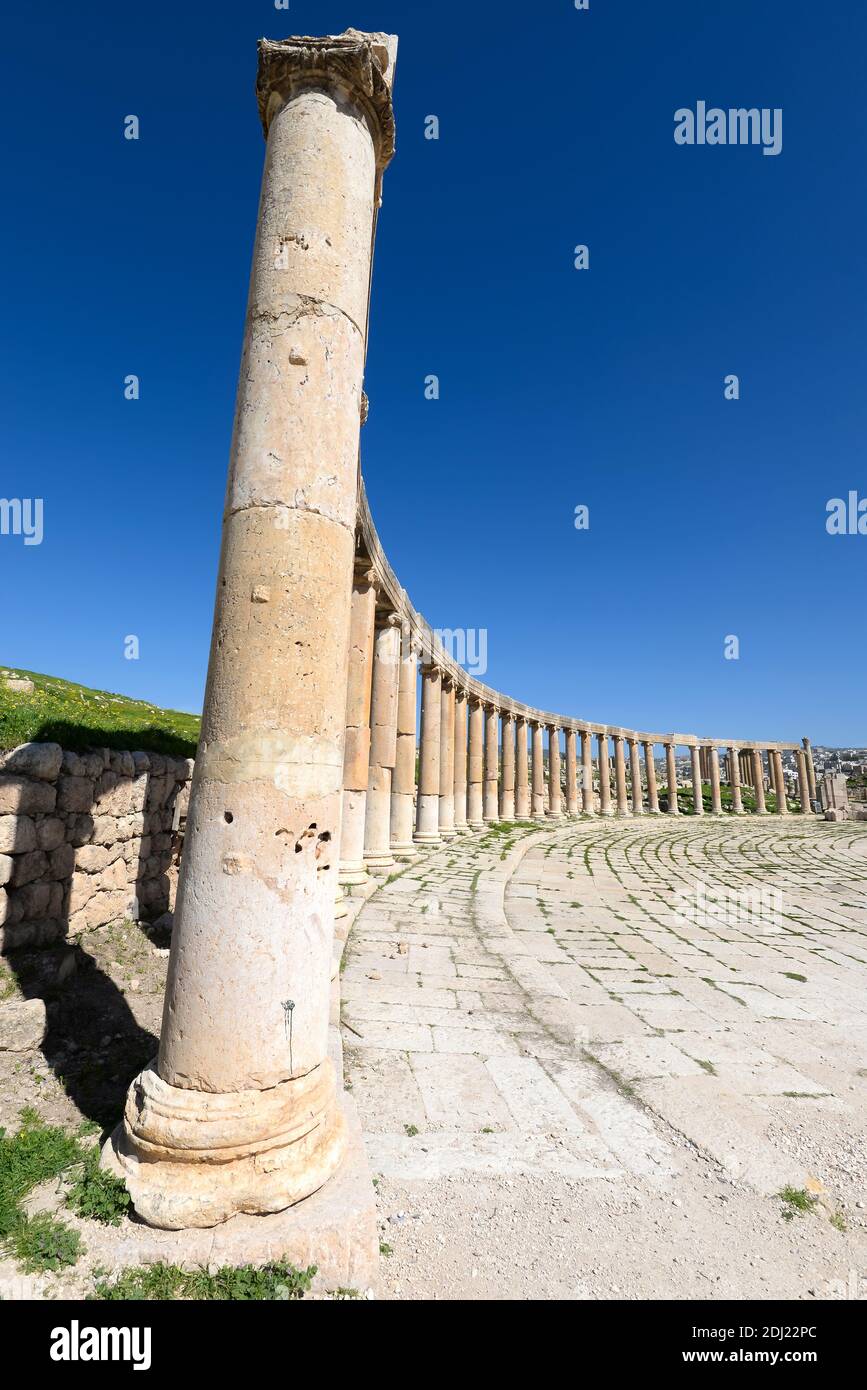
[2,1,864,744]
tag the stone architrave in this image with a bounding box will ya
[107,30,398,1229]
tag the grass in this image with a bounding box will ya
[0,1109,99,1273]
[0,666,199,756]
[777,1186,817,1220]
[91,1260,316,1301]
[66,1148,131,1226]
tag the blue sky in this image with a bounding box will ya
[2,0,864,744]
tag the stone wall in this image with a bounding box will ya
[0,742,193,953]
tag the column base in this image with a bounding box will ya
[467,819,486,831]
[599,807,614,818]
[104,1057,346,1231]
[439,827,458,841]
[413,831,442,845]
[339,862,370,887]
[390,840,419,860]
[364,853,396,872]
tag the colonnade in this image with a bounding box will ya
[108,28,817,1235]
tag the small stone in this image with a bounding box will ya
[0,998,46,1051]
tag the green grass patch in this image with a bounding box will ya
[782,972,807,983]
[0,667,199,756]
[777,1186,817,1220]
[66,1148,131,1226]
[91,1260,316,1301]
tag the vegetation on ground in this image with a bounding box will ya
[0,667,199,756]
[91,1260,316,1301]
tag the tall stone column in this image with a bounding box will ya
[515,717,530,818]
[390,628,419,858]
[613,735,630,816]
[690,745,704,815]
[728,746,743,814]
[467,697,485,828]
[483,705,500,822]
[803,738,817,804]
[108,31,398,1229]
[500,713,516,820]
[581,730,596,814]
[644,742,660,813]
[564,729,579,815]
[453,686,469,832]
[547,727,563,818]
[772,749,789,815]
[666,743,679,815]
[709,747,723,814]
[363,614,400,869]
[438,676,456,839]
[796,748,812,815]
[339,566,377,884]
[531,722,546,819]
[629,739,644,814]
[598,734,612,816]
[752,748,767,814]
[415,664,442,844]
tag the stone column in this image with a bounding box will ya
[548,727,563,819]
[752,748,767,814]
[597,734,612,816]
[709,747,723,814]
[108,31,398,1229]
[564,729,579,815]
[363,613,400,869]
[500,713,516,820]
[796,748,812,815]
[613,735,630,816]
[690,745,704,815]
[467,697,485,828]
[415,664,442,843]
[772,749,789,815]
[643,742,660,813]
[629,739,644,814]
[483,705,500,822]
[666,743,679,814]
[438,676,456,839]
[515,717,530,818]
[453,686,469,832]
[803,738,817,804]
[390,627,419,858]
[531,722,546,819]
[728,746,743,814]
[581,730,596,814]
[339,567,377,884]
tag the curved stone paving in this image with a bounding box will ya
[343,818,867,1298]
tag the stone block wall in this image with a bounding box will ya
[0,742,193,952]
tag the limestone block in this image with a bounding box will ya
[68,874,100,915]
[62,750,87,776]
[81,752,107,779]
[101,858,129,892]
[90,815,120,846]
[14,879,52,920]
[1,919,63,951]
[36,816,66,851]
[132,751,151,774]
[0,775,57,815]
[0,742,63,781]
[95,773,133,817]
[57,775,95,813]
[109,750,136,777]
[67,813,95,847]
[48,843,75,881]
[128,775,148,814]
[0,855,13,887]
[0,815,37,854]
[68,887,133,936]
[0,889,23,926]
[3,677,34,694]
[0,998,46,1051]
[148,754,166,776]
[11,849,49,887]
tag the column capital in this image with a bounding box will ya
[257,31,398,167]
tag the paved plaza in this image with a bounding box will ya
[343,819,867,1299]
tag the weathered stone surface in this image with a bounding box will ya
[0,776,56,815]
[0,998,46,1051]
[48,843,75,881]
[0,742,63,781]
[0,815,37,854]
[0,854,14,887]
[10,849,49,887]
[36,816,66,851]
[56,776,94,813]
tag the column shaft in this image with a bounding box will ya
[363,615,400,868]
[438,678,456,839]
[453,687,469,831]
[339,570,377,883]
[752,749,767,814]
[666,743,680,814]
[796,748,812,815]
[629,739,644,814]
[564,729,579,815]
[483,706,500,822]
[515,717,530,818]
[728,746,743,814]
[598,735,612,816]
[531,723,546,819]
[613,735,629,815]
[690,745,704,815]
[581,730,596,814]
[710,747,722,814]
[467,699,485,828]
[414,665,442,843]
[390,630,419,857]
[644,742,660,813]
[772,749,789,815]
[500,713,516,820]
[547,727,563,818]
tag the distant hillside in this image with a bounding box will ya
[0,667,200,757]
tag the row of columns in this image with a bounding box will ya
[337,600,817,882]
